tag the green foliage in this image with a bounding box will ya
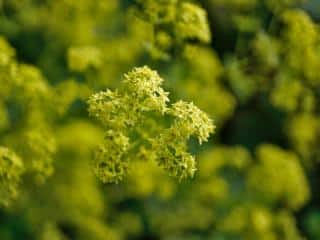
[134,0,211,59]
[67,46,102,72]
[248,144,310,209]
[0,147,24,206]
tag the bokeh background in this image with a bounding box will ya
[1,0,320,239]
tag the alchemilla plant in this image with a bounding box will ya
[0,0,320,239]
[88,66,214,183]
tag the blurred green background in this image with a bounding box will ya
[1,0,320,239]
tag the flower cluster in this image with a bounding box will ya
[88,66,214,183]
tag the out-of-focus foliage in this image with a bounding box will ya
[0,0,320,239]
[0,147,23,206]
[134,0,211,59]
